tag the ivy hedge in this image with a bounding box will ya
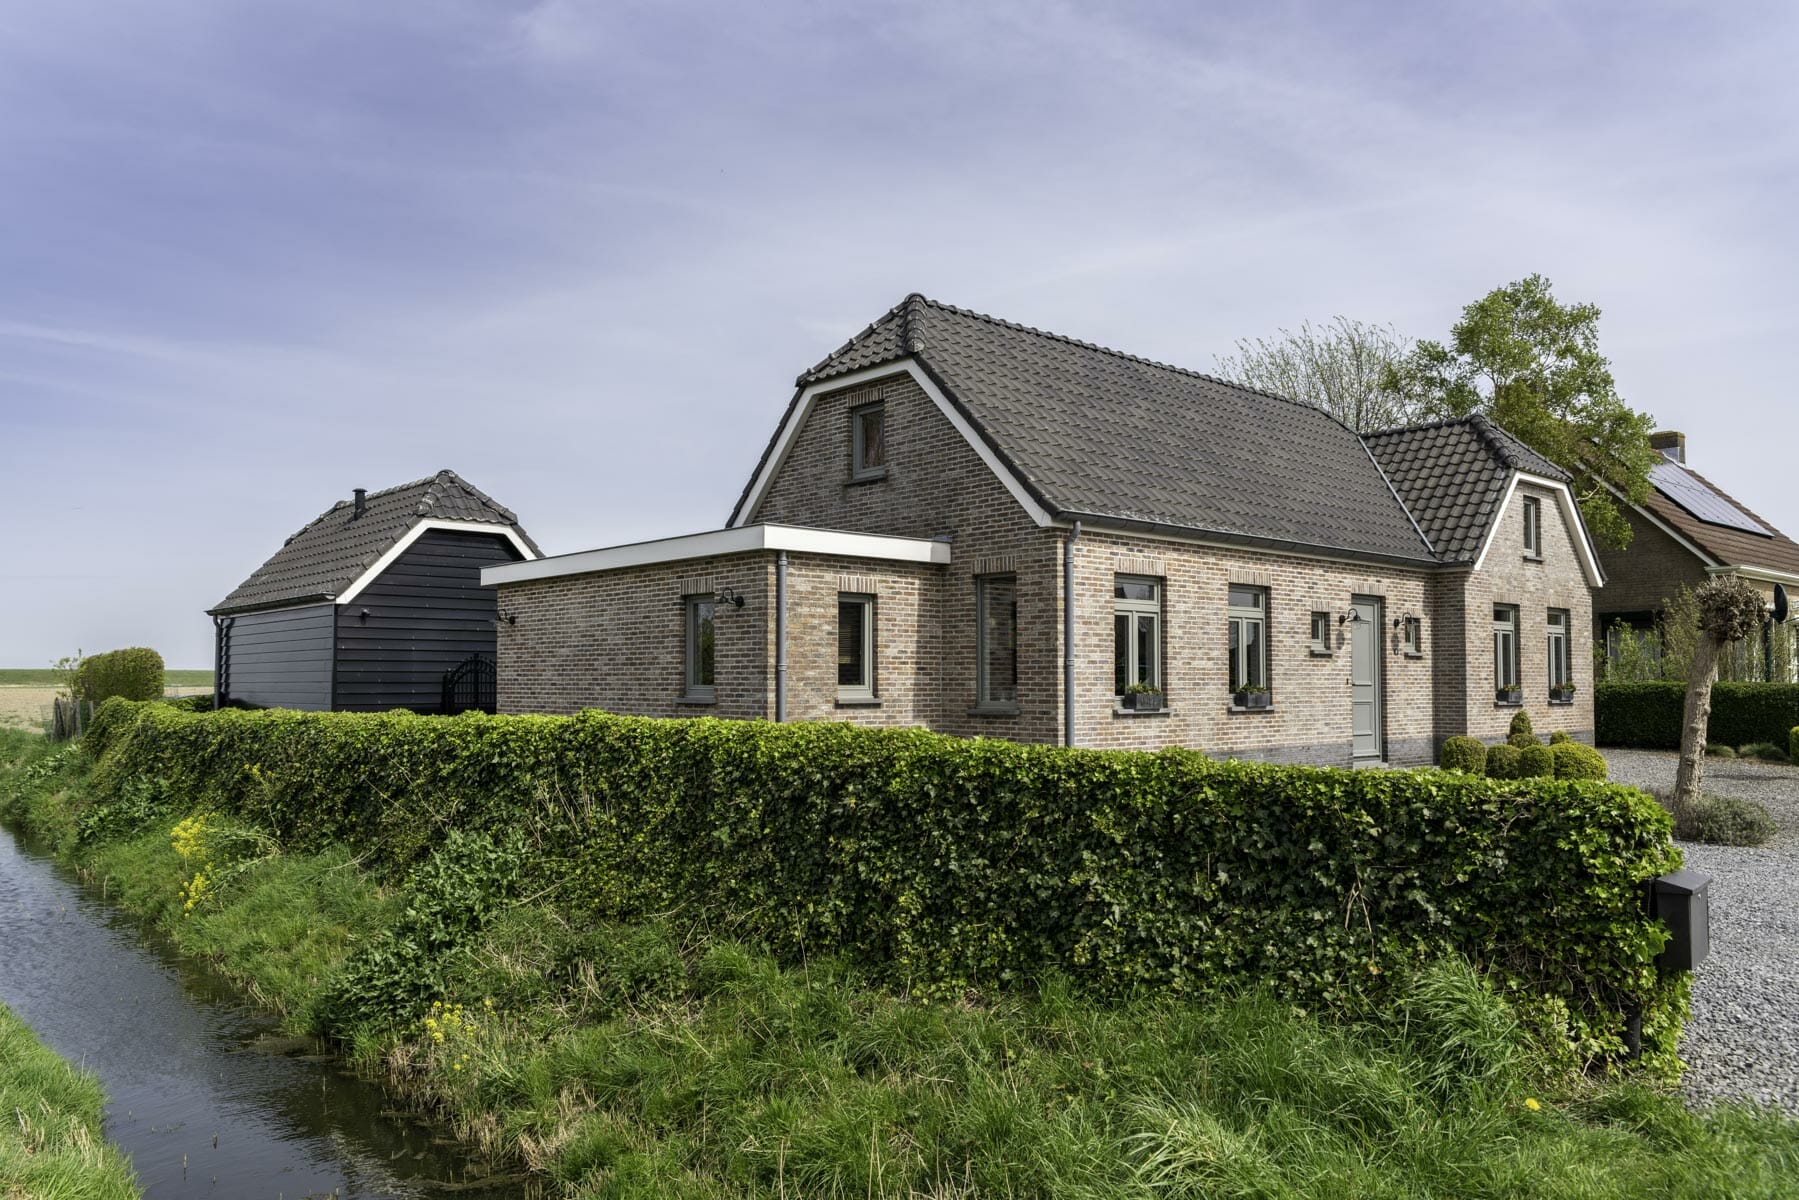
[83,700,1686,1068]
[1596,682,1799,749]
[72,648,164,704]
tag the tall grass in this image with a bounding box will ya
[0,1004,141,1200]
[5,728,1799,1198]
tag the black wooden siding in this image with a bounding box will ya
[331,529,522,712]
[221,604,335,711]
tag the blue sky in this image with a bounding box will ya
[2,1,1794,667]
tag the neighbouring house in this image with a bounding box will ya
[485,296,1604,765]
[1595,430,1799,678]
[209,470,539,713]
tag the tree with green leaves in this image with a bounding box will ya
[1215,316,1420,432]
[1386,274,1659,550]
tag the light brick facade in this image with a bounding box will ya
[495,368,1599,763]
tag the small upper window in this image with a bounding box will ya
[1402,616,1423,656]
[1523,495,1542,557]
[685,595,716,701]
[838,595,876,701]
[851,403,886,480]
[1310,611,1332,654]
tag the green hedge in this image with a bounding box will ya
[1791,726,1798,764]
[82,700,1685,1067]
[1596,682,1799,749]
[72,648,163,705]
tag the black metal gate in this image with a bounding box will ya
[440,653,496,715]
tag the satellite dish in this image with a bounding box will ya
[1775,583,1789,625]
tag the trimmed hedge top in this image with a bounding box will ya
[73,648,163,705]
[83,700,1685,1068]
[1598,682,1799,750]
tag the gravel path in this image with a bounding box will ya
[1607,749,1799,1112]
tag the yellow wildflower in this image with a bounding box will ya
[1524,1098,1542,1112]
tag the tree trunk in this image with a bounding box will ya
[1673,635,1722,820]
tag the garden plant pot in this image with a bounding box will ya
[1245,692,1271,709]
[1498,687,1522,704]
[1123,692,1164,712]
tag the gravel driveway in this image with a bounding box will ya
[1607,748,1799,1112]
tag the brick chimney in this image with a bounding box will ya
[1649,431,1686,464]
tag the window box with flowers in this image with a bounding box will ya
[1233,685,1272,710]
[1121,683,1164,711]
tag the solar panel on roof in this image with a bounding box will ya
[1651,460,1773,536]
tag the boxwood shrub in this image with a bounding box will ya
[1485,744,1522,780]
[1597,682,1799,749]
[82,700,1686,1068]
[1438,736,1487,774]
[1552,742,1608,781]
[1517,744,1555,778]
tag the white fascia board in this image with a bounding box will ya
[1472,472,1606,588]
[337,520,538,605]
[482,523,950,587]
[1594,475,1723,568]
[730,359,1054,529]
[1707,564,1799,588]
[1049,517,1439,574]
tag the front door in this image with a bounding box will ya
[1350,596,1383,762]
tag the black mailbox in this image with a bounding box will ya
[1650,868,1711,973]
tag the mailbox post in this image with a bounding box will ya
[1650,868,1712,973]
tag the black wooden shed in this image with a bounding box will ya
[208,470,539,713]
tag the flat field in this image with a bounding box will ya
[0,679,211,733]
[0,668,213,687]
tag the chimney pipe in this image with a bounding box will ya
[352,487,367,517]
[1649,431,1686,464]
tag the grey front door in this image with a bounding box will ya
[1350,596,1383,761]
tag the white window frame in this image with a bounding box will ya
[975,574,1018,708]
[1310,611,1332,655]
[1228,585,1269,695]
[1113,576,1162,695]
[837,594,876,702]
[1522,495,1542,558]
[684,595,716,701]
[1493,604,1520,698]
[850,401,886,481]
[1547,608,1572,694]
[1402,616,1423,657]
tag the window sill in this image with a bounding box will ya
[968,702,1020,717]
[846,470,889,487]
[1228,705,1277,715]
[676,694,716,706]
[1309,647,1333,657]
[1404,651,1425,659]
[1112,705,1171,717]
[1494,700,1523,708]
[1522,554,1544,563]
[835,696,882,708]
[1548,699,1575,707]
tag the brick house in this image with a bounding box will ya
[1595,431,1799,678]
[486,296,1604,765]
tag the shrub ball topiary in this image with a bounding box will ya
[1551,742,1608,781]
[1549,730,1572,745]
[1439,736,1488,774]
[72,648,165,704]
[1508,710,1535,740]
[1706,744,1737,758]
[1485,744,1522,780]
[1518,744,1556,778]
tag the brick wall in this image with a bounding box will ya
[774,554,944,728]
[1459,484,1596,745]
[746,371,1062,742]
[1593,506,1708,619]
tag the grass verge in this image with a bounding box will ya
[4,729,1799,1198]
[0,1002,141,1200]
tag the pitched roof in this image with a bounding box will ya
[211,470,539,615]
[762,295,1439,564]
[1637,459,1799,577]
[1362,415,1568,564]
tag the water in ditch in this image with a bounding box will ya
[0,827,535,1198]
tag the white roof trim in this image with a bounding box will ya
[482,523,951,586]
[731,359,1054,529]
[337,519,537,605]
[1472,472,1605,588]
[1708,564,1799,588]
[1596,476,1724,569]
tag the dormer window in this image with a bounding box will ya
[851,402,886,481]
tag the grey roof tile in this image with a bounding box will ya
[212,470,538,614]
[1362,415,1560,563]
[787,296,1439,564]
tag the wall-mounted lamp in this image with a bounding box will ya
[357,608,371,624]
[716,586,746,609]
[1338,608,1366,626]
[494,608,518,626]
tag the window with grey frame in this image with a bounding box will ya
[1228,586,1268,696]
[850,402,886,480]
[1522,495,1542,557]
[1493,604,1520,700]
[837,594,876,702]
[975,574,1018,708]
[1310,611,1332,654]
[1547,608,1572,697]
[684,595,716,701]
[1113,576,1162,695]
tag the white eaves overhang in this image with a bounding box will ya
[482,523,952,587]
